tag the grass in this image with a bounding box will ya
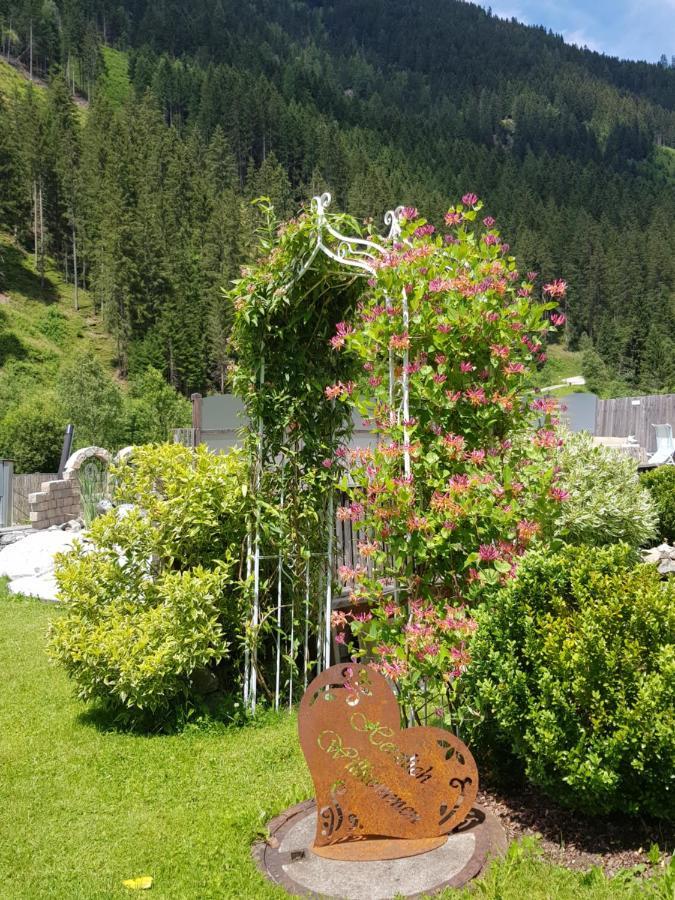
[0,57,35,97]
[100,47,131,107]
[1,587,673,899]
[0,232,119,409]
[532,344,585,390]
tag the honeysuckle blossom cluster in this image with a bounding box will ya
[327,195,567,722]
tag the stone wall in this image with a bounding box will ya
[28,446,113,530]
[28,478,81,530]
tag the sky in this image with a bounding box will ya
[475,0,675,64]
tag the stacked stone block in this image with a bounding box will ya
[28,479,81,530]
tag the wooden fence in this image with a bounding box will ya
[11,473,57,525]
[595,394,675,454]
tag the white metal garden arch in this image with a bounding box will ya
[244,193,413,713]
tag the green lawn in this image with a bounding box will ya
[0,591,672,899]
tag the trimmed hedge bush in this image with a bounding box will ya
[641,465,675,544]
[465,544,675,819]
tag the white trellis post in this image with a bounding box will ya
[248,353,265,714]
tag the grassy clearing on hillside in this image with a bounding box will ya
[101,47,131,106]
[0,57,34,96]
[532,344,585,389]
[0,234,118,407]
[0,587,672,900]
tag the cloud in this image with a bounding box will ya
[564,28,602,53]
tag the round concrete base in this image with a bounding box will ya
[254,800,506,899]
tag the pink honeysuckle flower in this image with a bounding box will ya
[490,344,510,359]
[443,434,466,454]
[526,271,538,282]
[445,390,462,402]
[517,520,540,543]
[550,313,566,326]
[465,386,487,406]
[357,540,379,558]
[462,192,479,206]
[478,543,500,562]
[444,210,463,226]
[322,458,333,468]
[534,428,558,449]
[543,279,567,298]
[401,206,418,220]
[330,321,355,350]
[429,278,453,293]
[335,632,346,645]
[530,397,559,414]
[460,361,475,373]
[483,233,499,246]
[433,373,447,384]
[549,486,570,502]
[390,331,411,350]
[504,362,526,375]
[483,216,496,227]
[435,354,447,365]
[437,322,452,333]
[448,473,470,492]
[354,611,373,623]
[414,223,435,238]
[501,243,510,253]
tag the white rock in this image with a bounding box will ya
[8,573,60,602]
[642,549,661,565]
[0,529,79,580]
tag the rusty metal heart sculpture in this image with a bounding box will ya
[298,663,479,860]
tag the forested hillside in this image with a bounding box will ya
[1,0,674,404]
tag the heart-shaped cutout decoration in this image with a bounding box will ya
[299,663,478,855]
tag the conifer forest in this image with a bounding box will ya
[0,0,674,398]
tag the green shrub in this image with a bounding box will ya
[48,444,249,716]
[123,366,191,445]
[553,430,657,548]
[57,350,125,450]
[0,393,63,473]
[465,544,675,819]
[641,466,675,543]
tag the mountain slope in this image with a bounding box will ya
[0,0,673,396]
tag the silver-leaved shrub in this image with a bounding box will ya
[553,430,657,548]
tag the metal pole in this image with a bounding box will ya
[402,287,411,478]
[324,491,334,670]
[304,560,310,690]
[249,354,265,714]
[57,425,74,478]
[243,532,252,708]
[275,483,284,712]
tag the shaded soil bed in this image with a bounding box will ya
[477,783,674,877]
